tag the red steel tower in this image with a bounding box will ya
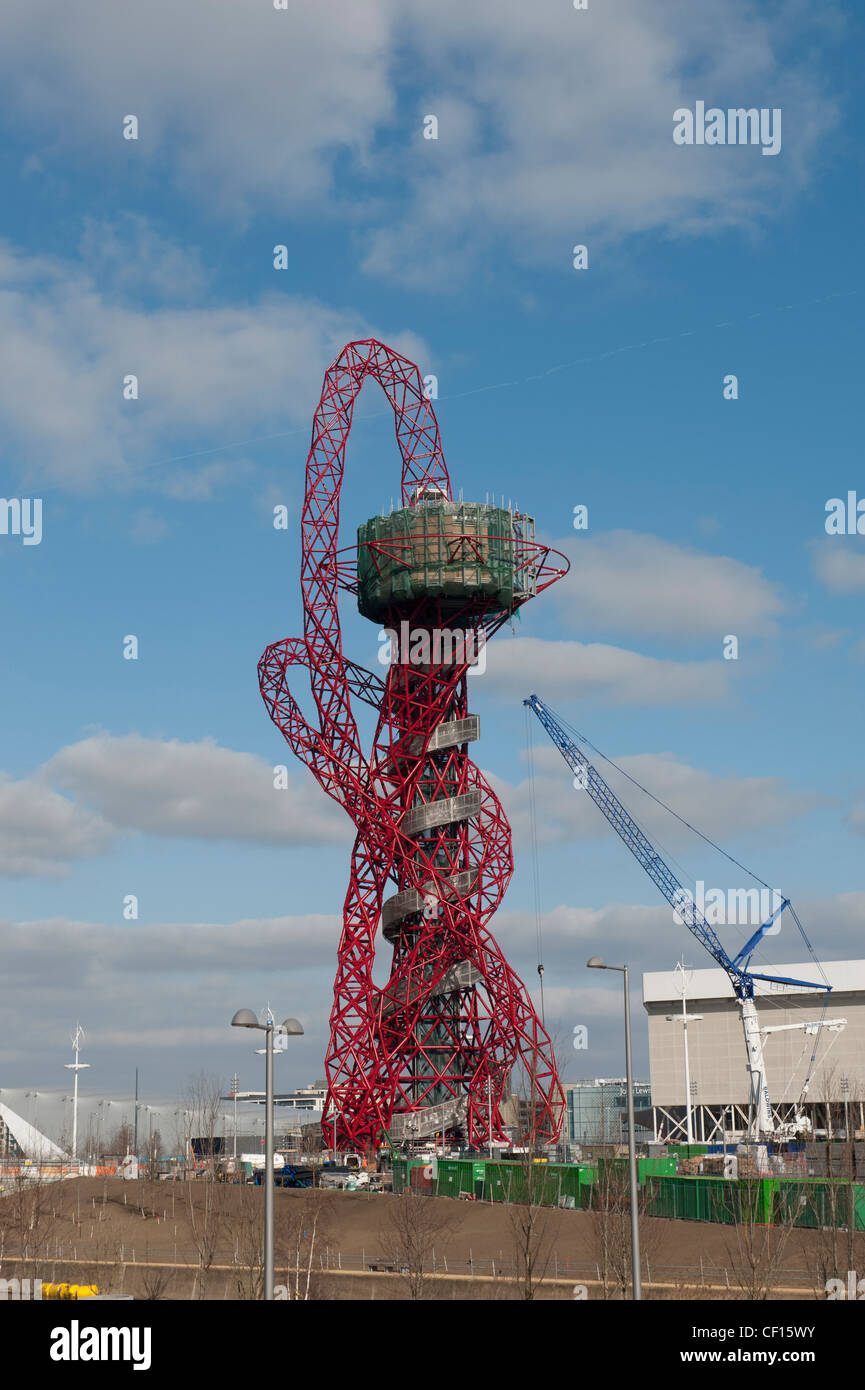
[259,340,569,1150]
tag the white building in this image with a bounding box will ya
[643,960,865,1142]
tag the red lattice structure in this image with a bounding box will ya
[258,340,569,1150]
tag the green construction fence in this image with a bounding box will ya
[644,1174,865,1230]
[391,1159,865,1230]
[392,1157,596,1206]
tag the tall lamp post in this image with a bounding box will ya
[231,1009,304,1300]
[665,1013,703,1145]
[666,959,703,1146]
[63,1024,90,1169]
[587,957,642,1301]
[231,1073,240,1161]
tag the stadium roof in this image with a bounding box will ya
[0,1101,68,1162]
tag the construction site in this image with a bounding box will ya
[2,341,862,1309]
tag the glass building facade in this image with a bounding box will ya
[565,1078,652,1145]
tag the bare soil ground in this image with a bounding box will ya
[0,1177,845,1300]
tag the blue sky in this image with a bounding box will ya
[0,0,862,1118]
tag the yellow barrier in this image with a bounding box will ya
[41,1283,99,1300]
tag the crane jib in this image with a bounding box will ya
[523,694,827,999]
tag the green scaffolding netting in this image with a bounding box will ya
[357,503,516,622]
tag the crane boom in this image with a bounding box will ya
[524,694,828,1141]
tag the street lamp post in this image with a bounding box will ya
[587,956,642,1301]
[232,1009,303,1301]
[665,993,703,1145]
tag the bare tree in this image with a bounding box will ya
[719,1177,797,1300]
[505,1164,557,1299]
[589,1155,660,1299]
[145,1128,163,1178]
[503,1055,567,1300]
[278,1188,333,1301]
[800,1070,865,1295]
[183,1073,226,1299]
[81,1116,100,1167]
[186,1073,224,1176]
[0,1171,58,1280]
[109,1121,134,1156]
[380,1192,461,1301]
[139,1264,174,1301]
[232,1184,265,1301]
[75,1226,124,1298]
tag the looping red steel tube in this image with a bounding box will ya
[258,339,567,1151]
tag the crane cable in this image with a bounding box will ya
[525,707,546,1024]
[548,704,828,989]
[537,698,836,1100]
[551,705,774,890]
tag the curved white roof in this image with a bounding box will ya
[0,1102,68,1162]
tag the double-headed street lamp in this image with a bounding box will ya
[587,956,642,1301]
[231,1009,304,1301]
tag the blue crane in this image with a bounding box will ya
[524,693,831,1140]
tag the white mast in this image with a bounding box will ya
[63,1023,90,1166]
[675,960,702,1143]
[740,998,774,1140]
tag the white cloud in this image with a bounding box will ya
[0,1,838,283]
[811,539,865,594]
[2,891,861,1092]
[161,459,253,502]
[46,733,350,847]
[495,902,672,966]
[484,636,729,705]
[0,239,427,489]
[552,531,786,641]
[493,892,865,1054]
[0,913,338,1088]
[78,214,207,301]
[0,774,115,877]
[486,744,818,849]
[0,0,396,216]
[364,0,838,284]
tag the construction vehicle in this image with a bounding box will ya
[525,694,840,1145]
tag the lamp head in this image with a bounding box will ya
[586,956,606,969]
[231,1009,260,1029]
